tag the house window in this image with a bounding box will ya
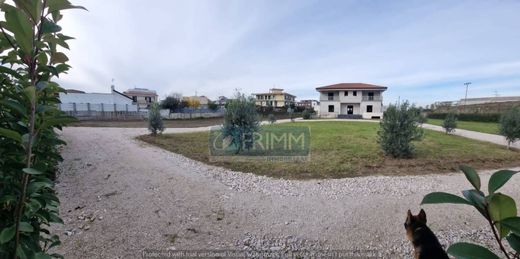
[344,91,348,96]
[368,92,374,101]
[328,92,334,101]
[367,105,373,113]
[353,91,357,96]
[145,96,151,102]
[132,96,137,102]
[328,105,334,112]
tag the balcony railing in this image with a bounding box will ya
[362,96,382,101]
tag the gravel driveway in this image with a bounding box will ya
[52,126,520,258]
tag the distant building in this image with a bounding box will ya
[316,83,387,119]
[124,88,158,110]
[58,85,137,112]
[217,96,228,107]
[254,88,296,108]
[183,95,211,108]
[297,99,319,110]
[458,96,520,106]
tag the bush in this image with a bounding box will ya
[160,93,182,112]
[421,165,520,258]
[0,1,85,257]
[148,102,164,136]
[442,112,458,134]
[378,101,424,158]
[500,107,520,149]
[268,114,276,124]
[208,101,219,111]
[428,113,501,123]
[302,109,312,120]
[222,92,260,153]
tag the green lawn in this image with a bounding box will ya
[427,119,500,135]
[138,121,520,179]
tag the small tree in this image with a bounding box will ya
[287,107,295,122]
[422,165,520,259]
[500,107,520,149]
[302,109,312,120]
[268,114,276,124]
[161,93,182,113]
[148,102,164,136]
[222,92,260,154]
[443,112,458,134]
[378,101,424,158]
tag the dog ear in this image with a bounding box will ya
[406,209,412,223]
[418,209,427,223]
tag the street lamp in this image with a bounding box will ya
[464,82,471,106]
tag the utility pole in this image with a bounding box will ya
[464,82,471,106]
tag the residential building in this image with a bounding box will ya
[217,96,228,107]
[297,99,319,110]
[316,83,387,119]
[254,88,296,109]
[123,88,158,110]
[458,96,520,106]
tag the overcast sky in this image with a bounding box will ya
[57,0,520,106]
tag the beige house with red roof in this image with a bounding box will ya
[316,83,387,119]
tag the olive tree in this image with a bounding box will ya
[443,112,458,134]
[500,107,520,149]
[148,102,164,136]
[377,101,424,158]
[222,92,260,154]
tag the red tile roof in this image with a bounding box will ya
[316,83,387,91]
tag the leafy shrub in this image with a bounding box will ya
[268,114,276,124]
[378,101,424,158]
[222,92,260,153]
[208,101,219,111]
[0,1,85,257]
[302,109,312,120]
[160,93,182,113]
[500,107,520,149]
[148,102,164,136]
[428,113,501,123]
[442,112,458,134]
[422,165,520,258]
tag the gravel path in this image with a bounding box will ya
[52,126,520,258]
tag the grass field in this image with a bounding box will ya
[139,121,520,179]
[427,119,500,135]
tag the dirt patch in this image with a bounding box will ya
[69,117,224,128]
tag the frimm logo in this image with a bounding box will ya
[208,126,311,162]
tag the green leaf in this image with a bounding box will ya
[0,99,27,116]
[506,233,520,253]
[23,168,44,175]
[19,222,34,232]
[462,189,488,217]
[488,170,518,194]
[0,225,16,244]
[502,217,520,236]
[460,165,481,190]
[41,19,62,34]
[488,193,517,238]
[0,65,22,78]
[421,192,472,205]
[0,127,22,142]
[447,242,500,259]
[51,52,68,64]
[47,0,87,13]
[4,4,33,54]
[13,0,42,23]
[23,86,36,102]
[34,252,52,259]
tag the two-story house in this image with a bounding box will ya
[316,83,387,119]
[254,88,296,109]
[123,88,158,110]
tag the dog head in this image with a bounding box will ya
[405,209,427,241]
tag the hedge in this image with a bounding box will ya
[427,113,501,122]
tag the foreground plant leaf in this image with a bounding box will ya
[488,170,518,194]
[421,192,472,205]
[459,165,481,191]
[447,242,500,259]
[488,193,517,238]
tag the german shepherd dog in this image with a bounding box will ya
[405,209,449,259]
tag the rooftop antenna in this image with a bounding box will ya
[110,78,115,91]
